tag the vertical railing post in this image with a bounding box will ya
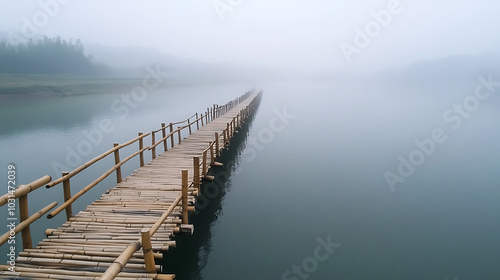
[151,133,156,160]
[201,113,204,126]
[202,151,207,176]
[138,132,145,167]
[206,110,209,123]
[113,143,122,183]
[227,123,230,141]
[18,195,32,250]
[193,157,200,191]
[188,119,192,135]
[161,123,168,151]
[169,123,174,148]
[223,129,227,145]
[62,172,73,221]
[210,142,215,165]
[182,169,188,224]
[215,133,219,157]
[230,120,233,136]
[212,104,216,120]
[196,113,200,129]
[177,127,182,144]
[141,229,156,273]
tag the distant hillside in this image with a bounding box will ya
[377,52,500,83]
[0,36,108,75]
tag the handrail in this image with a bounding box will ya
[0,175,54,250]
[46,133,151,189]
[150,126,183,150]
[100,195,183,280]
[0,201,57,247]
[47,145,150,219]
[0,175,51,206]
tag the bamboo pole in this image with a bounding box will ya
[0,175,51,206]
[182,170,188,224]
[138,132,145,167]
[48,147,148,219]
[202,151,207,176]
[193,157,200,191]
[161,123,168,151]
[62,172,73,221]
[141,229,156,273]
[100,241,141,280]
[215,133,219,157]
[113,143,122,184]
[151,132,156,160]
[196,113,199,129]
[148,195,181,235]
[18,194,32,250]
[209,142,214,165]
[169,123,174,148]
[0,265,173,279]
[46,133,149,189]
[0,201,57,247]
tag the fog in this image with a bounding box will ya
[1,0,500,76]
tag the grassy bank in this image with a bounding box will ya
[0,74,143,97]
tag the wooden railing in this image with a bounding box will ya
[1,90,260,279]
[45,90,253,222]
[100,90,262,280]
[0,176,55,250]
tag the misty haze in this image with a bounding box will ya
[1,1,499,280]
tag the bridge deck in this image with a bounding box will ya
[1,92,260,279]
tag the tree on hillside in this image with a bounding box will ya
[0,36,104,75]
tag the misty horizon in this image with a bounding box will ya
[1,0,499,76]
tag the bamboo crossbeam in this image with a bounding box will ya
[0,175,51,206]
[46,133,150,189]
[48,146,150,219]
[0,201,57,247]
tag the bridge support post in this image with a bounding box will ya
[169,123,174,148]
[138,132,145,167]
[62,172,73,221]
[215,133,219,157]
[19,195,32,250]
[194,157,200,191]
[161,123,168,151]
[182,170,188,224]
[113,143,122,183]
[202,151,207,177]
[196,113,200,129]
[141,229,156,273]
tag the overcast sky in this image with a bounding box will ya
[1,0,499,73]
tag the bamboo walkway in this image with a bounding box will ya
[0,91,262,279]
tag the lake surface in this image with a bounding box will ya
[1,77,499,280]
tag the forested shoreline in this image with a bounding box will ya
[0,36,106,75]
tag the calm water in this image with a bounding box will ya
[1,78,500,279]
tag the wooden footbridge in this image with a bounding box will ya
[0,90,262,279]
